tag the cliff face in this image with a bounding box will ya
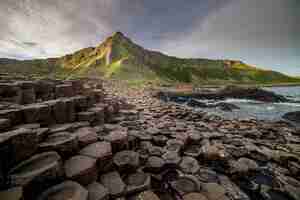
[0,32,299,85]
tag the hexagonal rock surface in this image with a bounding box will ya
[162,151,182,167]
[8,151,63,186]
[125,172,151,195]
[87,182,109,200]
[201,183,227,200]
[104,129,128,153]
[77,112,96,123]
[64,155,98,185]
[138,191,160,200]
[21,104,51,124]
[100,171,126,198]
[79,142,113,172]
[179,157,200,174]
[171,175,201,195]
[113,150,140,172]
[145,156,165,173]
[37,181,88,200]
[0,128,38,172]
[39,132,79,158]
[74,127,98,148]
[165,139,184,153]
[88,107,105,125]
[183,193,208,200]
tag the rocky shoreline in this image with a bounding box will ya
[0,78,300,200]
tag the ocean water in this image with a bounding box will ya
[195,86,300,122]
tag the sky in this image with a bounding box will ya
[0,0,299,75]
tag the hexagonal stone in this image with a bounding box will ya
[8,152,63,187]
[64,155,98,185]
[162,151,181,167]
[77,112,96,123]
[179,157,200,174]
[145,156,165,173]
[21,104,51,124]
[55,84,74,98]
[37,181,88,200]
[79,142,113,172]
[61,98,76,122]
[0,128,38,172]
[113,151,140,172]
[104,129,128,153]
[39,132,79,158]
[229,157,258,175]
[44,99,67,123]
[100,171,126,198]
[202,183,227,200]
[125,172,151,195]
[88,107,105,125]
[184,145,201,158]
[183,193,208,200]
[87,182,109,200]
[171,175,201,195]
[152,135,168,146]
[165,139,184,153]
[138,191,160,200]
[74,127,98,148]
[0,109,22,125]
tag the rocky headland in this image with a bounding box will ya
[0,77,300,200]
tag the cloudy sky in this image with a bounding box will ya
[0,0,299,75]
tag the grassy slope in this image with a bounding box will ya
[0,32,299,85]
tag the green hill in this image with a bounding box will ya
[0,32,299,85]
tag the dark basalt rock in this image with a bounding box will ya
[283,111,300,123]
[100,171,126,198]
[201,183,227,200]
[87,182,109,200]
[145,156,165,173]
[171,175,201,195]
[39,132,79,158]
[74,127,98,148]
[138,191,160,200]
[125,172,151,195]
[0,118,11,131]
[113,150,140,172]
[183,193,208,200]
[37,181,88,200]
[64,155,98,185]
[179,157,200,174]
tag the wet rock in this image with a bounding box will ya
[87,182,109,200]
[171,175,201,195]
[0,128,38,173]
[39,132,79,158]
[283,111,300,123]
[37,181,88,200]
[183,193,208,200]
[0,118,10,131]
[201,183,227,200]
[64,155,98,185]
[8,151,63,199]
[145,156,165,173]
[179,156,200,174]
[138,191,160,200]
[216,102,240,111]
[104,129,128,153]
[74,127,98,148]
[100,171,126,198]
[113,150,140,172]
[125,172,151,195]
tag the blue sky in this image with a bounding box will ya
[0,0,299,75]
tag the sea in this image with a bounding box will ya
[193,86,300,122]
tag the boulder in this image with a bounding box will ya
[87,182,109,200]
[39,132,79,158]
[113,150,140,172]
[100,171,126,198]
[64,155,98,186]
[37,181,88,200]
